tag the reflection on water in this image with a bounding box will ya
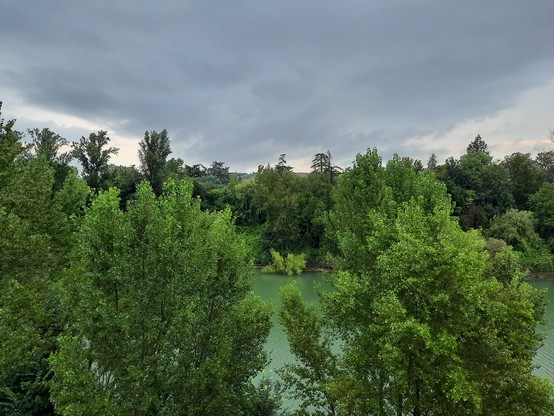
[252,270,328,372]
[252,272,554,398]
[528,279,554,381]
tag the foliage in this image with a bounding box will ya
[280,148,554,415]
[311,151,342,181]
[27,127,71,165]
[502,152,545,210]
[466,134,489,154]
[262,249,306,276]
[105,164,142,209]
[436,151,513,228]
[208,160,231,185]
[252,164,306,253]
[275,154,293,173]
[426,153,437,171]
[49,181,271,415]
[529,182,554,242]
[0,106,89,415]
[72,130,118,191]
[243,371,288,416]
[536,150,554,183]
[487,209,541,252]
[138,129,172,195]
[279,282,339,416]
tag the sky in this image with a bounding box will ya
[1,0,553,173]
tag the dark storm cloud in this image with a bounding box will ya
[1,0,553,171]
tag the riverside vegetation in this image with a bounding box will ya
[1,101,554,415]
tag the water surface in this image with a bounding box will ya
[252,272,554,390]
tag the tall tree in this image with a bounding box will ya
[311,152,330,174]
[50,181,271,415]
[72,130,118,191]
[502,152,545,210]
[27,127,73,191]
[0,105,90,415]
[427,153,437,171]
[536,150,554,183]
[312,151,342,181]
[27,128,71,165]
[0,102,24,190]
[466,134,489,154]
[280,149,554,415]
[138,129,172,195]
[275,153,293,173]
[208,160,230,185]
[530,183,554,242]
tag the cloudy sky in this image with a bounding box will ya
[1,1,553,172]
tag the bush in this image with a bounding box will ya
[262,249,306,276]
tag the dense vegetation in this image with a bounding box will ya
[1,101,553,415]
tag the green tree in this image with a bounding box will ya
[275,154,293,173]
[280,149,554,415]
[426,153,437,172]
[252,164,306,254]
[466,134,489,154]
[208,160,231,185]
[0,102,24,190]
[502,152,545,210]
[49,181,271,415]
[536,150,554,183]
[27,127,71,165]
[311,151,342,182]
[487,209,541,252]
[72,130,118,191]
[0,106,90,415]
[27,127,73,191]
[529,183,554,243]
[138,129,172,195]
[436,151,513,229]
[105,164,142,209]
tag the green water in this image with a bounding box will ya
[528,279,554,380]
[252,270,328,373]
[253,271,554,384]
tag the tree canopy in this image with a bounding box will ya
[49,181,271,415]
[280,148,554,415]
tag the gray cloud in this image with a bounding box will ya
[1,0,553,172]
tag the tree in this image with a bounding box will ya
[280,148,554,415]
[252,164,306,254]
[49,181,271,415]
[466,134,489,154]
[536,150,554,183]
[27,127,73,191]
[487,209,541,252]
[105,164,142,209]
[0,102,24,191]
[138,129,172,195]
[436,151,513,229]
[27,127,71,165]
[502,152,545,210]
[311,151,342,182]
[311,152,329,174]
[72,130,118,191]
[0,106,90,415]
[186,163,207,178]
[275,154,293,173]
[529,183,554,242]
[426,153,437,172]
[208,160,230,185]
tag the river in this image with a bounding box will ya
[252,270,554,384]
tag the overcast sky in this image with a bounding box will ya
[1,1,553,172]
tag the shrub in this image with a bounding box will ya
[262,249,306,276]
